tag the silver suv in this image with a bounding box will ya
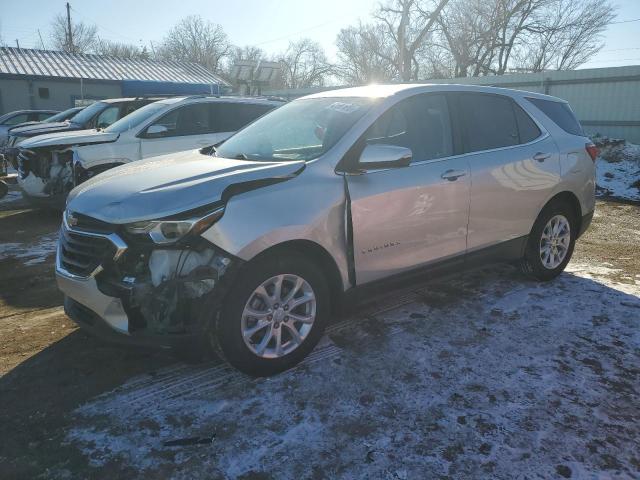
[56,84,596,376]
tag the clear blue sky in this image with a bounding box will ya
[1,0,639,70]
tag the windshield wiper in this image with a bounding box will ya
[232,153,249,160]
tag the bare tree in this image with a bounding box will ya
[513,0,615,71]
[335,23,398,84]
[433,0,614,76]
[94,39,150,60]
[50,13,97,54]
[278,39,332,89]
[375,0,450,81]
[157,15,230,73]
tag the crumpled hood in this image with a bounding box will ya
[66,149,305,224]
[19,129,118,149]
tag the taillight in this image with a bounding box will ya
[585,143,599,162]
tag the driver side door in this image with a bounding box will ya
[346,94,470,285]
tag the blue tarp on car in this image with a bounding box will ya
[121,80,221,97]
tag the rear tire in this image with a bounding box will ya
[214,252,330,376]
[520,201,577,281]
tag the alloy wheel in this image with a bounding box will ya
[539,214,571,269]
[240,274,317,359]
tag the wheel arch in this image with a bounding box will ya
[248,239,345,313]
[540,191,583,233]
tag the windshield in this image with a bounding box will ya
[70,101,108,126]
[44,108,80,123]
[215,97,376,162]
[105,102,165,134]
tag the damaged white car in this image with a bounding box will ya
[16,96,282,208]
[56,84,596,376]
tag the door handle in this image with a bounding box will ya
[441,169,466,181]
[533,152,551,162]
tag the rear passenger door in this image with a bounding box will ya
[458,93,560,252]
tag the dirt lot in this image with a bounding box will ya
[0,189,638,479]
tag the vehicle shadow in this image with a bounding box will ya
[1,265,639,478]
[0,329,175,478]
[0,208,61,310]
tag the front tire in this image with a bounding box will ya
[520,201,577,281]
[214,252,330,376]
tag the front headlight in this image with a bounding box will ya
[125,207,224,244]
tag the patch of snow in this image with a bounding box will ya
[65,263,640,479]
[0,231,59,265]
[595,140,640,202]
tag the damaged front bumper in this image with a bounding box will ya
[56,217,242,349]
[17,146,74,208]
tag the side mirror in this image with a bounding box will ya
[357,143,412,171]
[145,124,169,137]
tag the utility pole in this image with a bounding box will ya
[66,2,73,53]
[37,29,45,49]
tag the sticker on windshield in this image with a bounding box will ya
[326,102,361,114]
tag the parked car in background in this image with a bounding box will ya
[55,84,596,376]
[0,109,59,145]
[6,98,163,155]
[0,107,84,165]
[16,96,283,208]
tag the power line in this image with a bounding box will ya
[609,17,640,24]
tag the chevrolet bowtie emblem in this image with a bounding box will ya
[66,211,78,227]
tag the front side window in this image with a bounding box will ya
[70,101,108,126]
[216,97,376,162]
[365,94,453,163]
[105,102,166,134]
[461,94,519,152]
[95,106,120,129]
[147,104,214,138]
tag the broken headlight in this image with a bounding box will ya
[125,207,224,245]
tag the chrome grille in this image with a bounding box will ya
[59,228,115,277]
[58,214,127,278]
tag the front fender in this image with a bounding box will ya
[200,167,350,291]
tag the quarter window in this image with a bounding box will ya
[365,94,453,163]
[527,97,584,136]
[461,94,519,152]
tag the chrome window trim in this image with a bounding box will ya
[57,214,128,280]
[347,132,551,175]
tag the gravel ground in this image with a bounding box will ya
[0,189,638,479]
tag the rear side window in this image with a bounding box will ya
[4,113,29,125]
[215,103,276,132]
[527,97,583,136]
[513,104,541,143]
[461,94,519,152]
